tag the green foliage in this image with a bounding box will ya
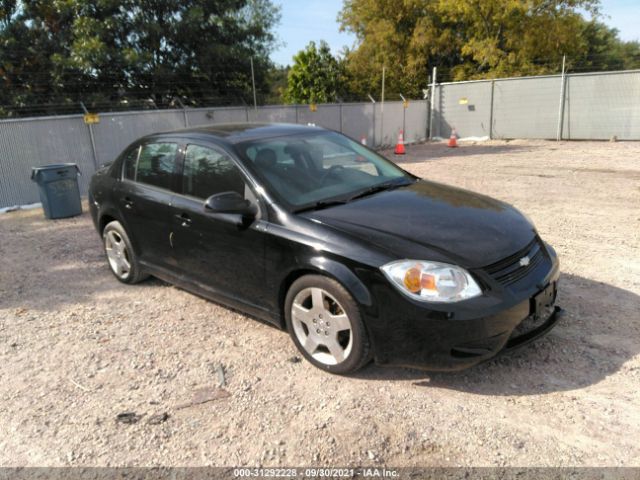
[264,64,289,104]
[0,0,280,116]
[284,40,346,104]
[339,0,640,98]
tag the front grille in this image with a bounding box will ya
[483,237,547,287]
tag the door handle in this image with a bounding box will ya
[123,197,134,209]
[175,213,192,227]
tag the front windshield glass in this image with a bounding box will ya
[235,131,413,210]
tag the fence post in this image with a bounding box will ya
[556,55,567,141]
[368,95,376,147]
[429,67,437,140]
[489,80,495,140]
[174,98,188,127]
[380,66,385,145]
[80,102,99,170]
[339,103,343,133]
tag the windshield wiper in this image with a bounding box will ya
[293,200,348,214]
[294,179,414,213]
[347,179,414,202]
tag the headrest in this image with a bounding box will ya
[255,148,277,169]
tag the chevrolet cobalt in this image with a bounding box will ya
[89,124,560,374]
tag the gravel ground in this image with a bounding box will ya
[1,139,639,467]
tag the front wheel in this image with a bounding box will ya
[102,220,148,284]
[285,275,371,374]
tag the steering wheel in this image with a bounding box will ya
[319,165,345,185]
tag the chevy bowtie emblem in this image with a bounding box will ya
[519,256,531,267]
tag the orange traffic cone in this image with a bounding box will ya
[394,130,406,155]
[448,128,458,148]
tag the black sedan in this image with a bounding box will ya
[89,123,560,374]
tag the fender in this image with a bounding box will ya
[308,256,373,307]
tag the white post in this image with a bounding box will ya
[429,67,437,140]
[556,55,566,141]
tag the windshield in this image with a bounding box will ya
[235,131,414,210]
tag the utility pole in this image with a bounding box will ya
[250,57,258,112]
[556,55,567,141]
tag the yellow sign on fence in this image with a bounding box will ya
[83,113,100,125]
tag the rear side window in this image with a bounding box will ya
[182,145,245,199]
[122,146,140,180]
[135,143,178,190]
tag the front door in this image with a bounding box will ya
[168,143,268,310]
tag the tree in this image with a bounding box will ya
[265,64,289,104]
[577,20,640,72]
[0,0,281,117]
[284,40,346,104]
[338,0,640,98]
[338,0,439,98]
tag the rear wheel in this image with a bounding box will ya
[285,275,371,374]
[103,220,148,284]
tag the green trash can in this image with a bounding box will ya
[30,163,82,219]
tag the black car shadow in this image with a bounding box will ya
[353,273,640,396]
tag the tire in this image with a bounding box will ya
[285,274,371,374]
[102,220,148,284]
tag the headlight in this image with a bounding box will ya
[380,260,482,303]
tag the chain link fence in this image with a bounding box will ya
[0,101,429,208]
[430,69,640,141]
[1,68,639,209]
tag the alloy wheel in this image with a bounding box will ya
[291,287,353,365]
[104,230,131,280]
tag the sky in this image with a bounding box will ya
[271,0,356,66]
[596,0,640,42]
[270,0,640,67]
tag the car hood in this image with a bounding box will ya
[304,180,536,268]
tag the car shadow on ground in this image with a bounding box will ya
[353,273,640,396]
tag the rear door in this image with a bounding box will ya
[115,141,180,267]
[168,143,268,309]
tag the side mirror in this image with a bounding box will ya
[204,191,257,218]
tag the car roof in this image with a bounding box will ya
[144,122,325,146]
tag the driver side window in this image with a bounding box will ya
[182,145,246,200]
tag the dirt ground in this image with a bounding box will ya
[1,139,639,468]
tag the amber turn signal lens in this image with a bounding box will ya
[420,273,436,291]
[403,267,422,293]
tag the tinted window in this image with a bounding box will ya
[135,143,178,190]
[122,146,140,180]
[182,145,245,199]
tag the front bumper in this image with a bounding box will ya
[364,245,561,371]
